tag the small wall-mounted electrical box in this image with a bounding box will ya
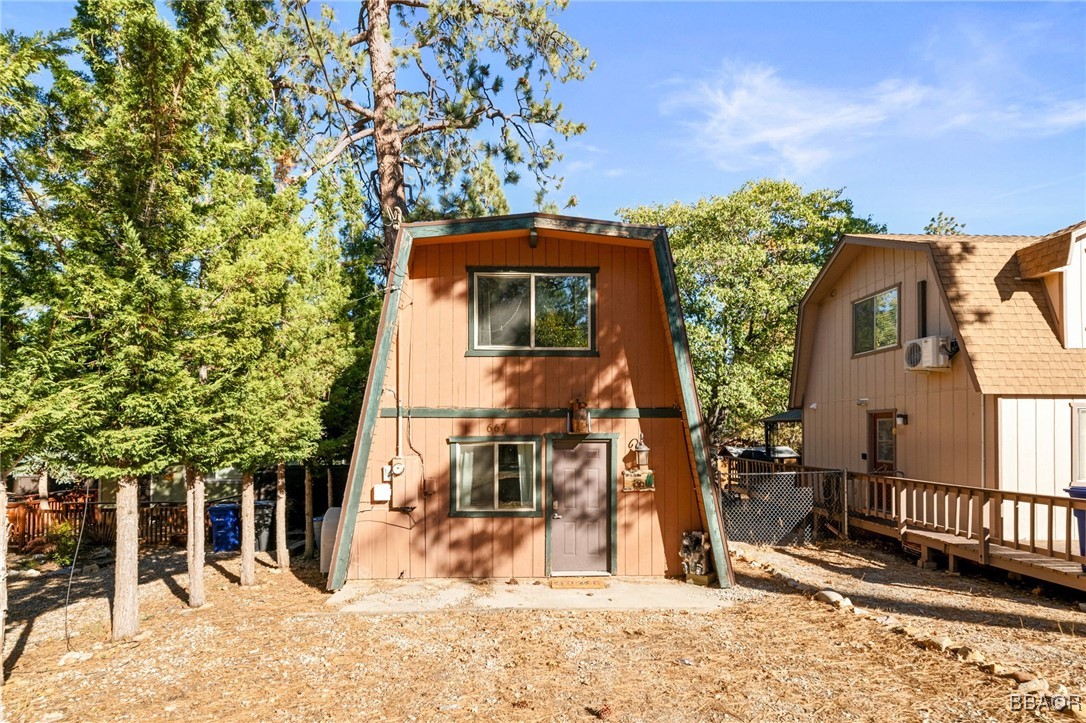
[622,469,655,491]
[390,457,405,476]
[373,483,392,503]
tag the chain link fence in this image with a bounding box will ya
[716,459,846,546]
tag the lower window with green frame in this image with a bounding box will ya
[449,437,542,517]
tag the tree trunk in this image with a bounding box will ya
[1,474,9,687]
[366,0,407,259]
[275,461,289,569]
[240,471,255,586]
[112,474,140,641]
[326,466,335,509]
[38,469,49,510]
[304,463,314,559]
[185,464,206,608]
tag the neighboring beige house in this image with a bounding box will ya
[790,221,1086,528]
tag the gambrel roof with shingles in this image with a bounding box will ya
[845,231,1086,395]
[1017,221,1085,279]
[791,223,1086,406]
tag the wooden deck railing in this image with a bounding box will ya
[841,472,1086,568]
[718,457,1086,571]
[6,501,193,548]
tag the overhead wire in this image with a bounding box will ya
[64,474,93,652]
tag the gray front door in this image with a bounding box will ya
[551,440,609,573]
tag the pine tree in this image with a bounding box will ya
[924,212,966,235]
[214,190,350,579]
[2,0,281,638]
[269,0,591,258]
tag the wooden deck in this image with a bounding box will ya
[842,515,1086,591]
[719,459,1086,594]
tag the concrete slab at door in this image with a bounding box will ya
[551,440,609,573]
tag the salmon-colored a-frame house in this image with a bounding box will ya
[326,214,731,589]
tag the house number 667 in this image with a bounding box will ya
[486,423,506,433]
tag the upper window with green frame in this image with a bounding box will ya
[449,437,542,517]
[468,268,597,356]
[852,286,899,355]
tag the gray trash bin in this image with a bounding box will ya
[254,501,274,552]
[313,516,323,554]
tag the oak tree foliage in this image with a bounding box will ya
[620,180,884,442]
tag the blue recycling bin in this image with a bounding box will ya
[1066,487,1086,572]
[208,503,241,552]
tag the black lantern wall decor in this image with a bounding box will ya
[631,433,650,468]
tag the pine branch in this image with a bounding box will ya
[0,154,67,263]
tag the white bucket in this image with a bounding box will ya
[320,506,341,574]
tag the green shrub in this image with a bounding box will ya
[45,521,79,567]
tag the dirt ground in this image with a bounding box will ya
[2,541,1083,722]
[731,540,1086,695]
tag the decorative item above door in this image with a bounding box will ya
[568,396,591,434]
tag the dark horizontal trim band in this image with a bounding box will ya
[379,407,682,419]
[468,266,599,275]
[465,350,599,357]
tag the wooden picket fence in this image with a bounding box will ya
[6,501,192,548]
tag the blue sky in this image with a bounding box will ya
[4,1,1083,235]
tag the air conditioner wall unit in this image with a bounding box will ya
[904,335,953,372]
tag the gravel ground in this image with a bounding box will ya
[731,540,1086,695]
[2,543,1080,722]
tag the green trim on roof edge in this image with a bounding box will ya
[327,227,415,590]
[377,406,682,419]
[404,213,662,241]
[651,230,732,587]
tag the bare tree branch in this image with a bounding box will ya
[295,127,376,184]
[273,77,376,121]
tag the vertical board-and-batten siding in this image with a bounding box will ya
[996,397,1084,541]
[1065,234,1085,348]
[802,246,984,486]
[345,233,704,580]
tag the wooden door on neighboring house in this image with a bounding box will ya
[550,440,610,574]
[869,412,896,474]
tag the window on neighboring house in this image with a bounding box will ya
[470,268,595,355]
[449,437,542,517]
[1074,404,1086,487]
[853,286,900,355]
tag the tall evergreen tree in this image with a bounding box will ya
[2,0,284,636]
[210,188,350,578]
[1,31,89,480]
